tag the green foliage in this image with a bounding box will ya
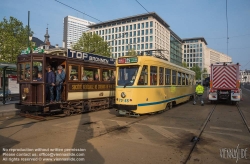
[182,62,188,68]
[127,49,137,56]
[191,64,208,80]
[72,33,111,57]
[0,16,33,63]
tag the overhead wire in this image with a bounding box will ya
[226,0,229,56]
[135,0,150,13]
[54,0,102,22]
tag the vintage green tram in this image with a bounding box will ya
[15,49,115,115]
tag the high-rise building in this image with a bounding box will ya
[182,37,232,73]
[88,12,183,65]
[63,16,95,49]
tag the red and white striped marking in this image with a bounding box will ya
[212,65,237,89]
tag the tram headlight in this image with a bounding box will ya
[121,92,126,98]
[22,93,27,100]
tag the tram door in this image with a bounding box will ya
[45,57,67,102]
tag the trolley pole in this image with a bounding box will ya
[27,11,30,51]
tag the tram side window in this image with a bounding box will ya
[69,65,79,81]
[189,75,193,85]
[159,67,164,85]
[178,72,182,85]
[102,69,115,81]
[165,68,171,85]
[172,70,176,85]
[32,61,43,81]
[182,73,185,85]
[150,66,157,85]
[186,74,189,85]
[138,65,148,85]
[83,67,100,81]
[19,63,31,81]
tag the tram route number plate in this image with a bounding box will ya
[118,98,129,102]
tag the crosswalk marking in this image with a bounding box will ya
[209,126,242,132]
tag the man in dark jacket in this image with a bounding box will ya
[46,65,55,103]
[55,65,65,103]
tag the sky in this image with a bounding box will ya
[1,0,250,70]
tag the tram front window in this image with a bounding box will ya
[117,66,139,86]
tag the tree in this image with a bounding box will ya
[191,64,202,80]
[72,33,111,57]
[127,49,137,56]
[0,16,33,63]
[182,62,188,68]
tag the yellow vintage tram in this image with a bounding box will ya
[115,53,195,116]
[15,49,115,116]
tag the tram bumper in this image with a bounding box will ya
[116,104,137,111]
[15,103,44,113]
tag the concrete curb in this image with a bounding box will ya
[0,102,20,118]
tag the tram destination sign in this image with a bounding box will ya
[67,49,115,65]
[118,57,138,64]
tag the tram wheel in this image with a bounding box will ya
[166,102,172,110]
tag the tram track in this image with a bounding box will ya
[183,103,250,164]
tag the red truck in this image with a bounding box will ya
[208,62,241,104]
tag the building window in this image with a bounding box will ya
[146,36,148,42]
[116,27,118,32]
[119,27,121,32]
[141,37,144,42]
[134,24,136,30]
[122,39,124,45]
[142,23,144,28]
[137,31,140,36]
[138,23,140,29]
[133,45,136,50]
[122,26,125,32]
[112,28,114,33]
[150,43,153,49]
[134,31,136,36]
[126,39,128,44]
[133,38,136,44]
[141,30,144,35]
[122,46,124,51]
[141,44,144,50]
[150,29,153,34]
[126,25,128,31]
[130,32,132,37]
[145,43,148,49]
[137,37,140,43]
[146,22,148,28]
[150,21,153,27]
[130,25,132,30]
[137,44,140,50]
[150,36,153,42]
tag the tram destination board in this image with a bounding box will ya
[118,57,138,64]
[67,49,115,65]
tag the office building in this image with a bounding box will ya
[63,15,95,49]
[182,37,232,73]
[88,12,183,65]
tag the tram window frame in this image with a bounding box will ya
[102,69,115,81]
[82,67,100,81]
[177,72,182,85]
[69,65,80,81]
[182,73,185,85]
[18,62,31,81]
[186,74,189,85]
[165,68,171,85]
[32,61,43,82]
[172,70,177,85]
[137,65,148,85]
[159,67,164,85]
[150,66,157,85]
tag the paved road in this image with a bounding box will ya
[0,88,249,164]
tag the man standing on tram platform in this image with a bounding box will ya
[55,65,65,103]
[46,65,55,103]
[193,82,205,106]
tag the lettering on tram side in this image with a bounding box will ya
[69,84,115,91]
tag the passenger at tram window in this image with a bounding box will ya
[82,72,87,81]
[25,68,31,79]
[73,75,78,80]
[94,73,99,81]
[110,74,115,81]
[33,72,43,81]
[138,76,145,85]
